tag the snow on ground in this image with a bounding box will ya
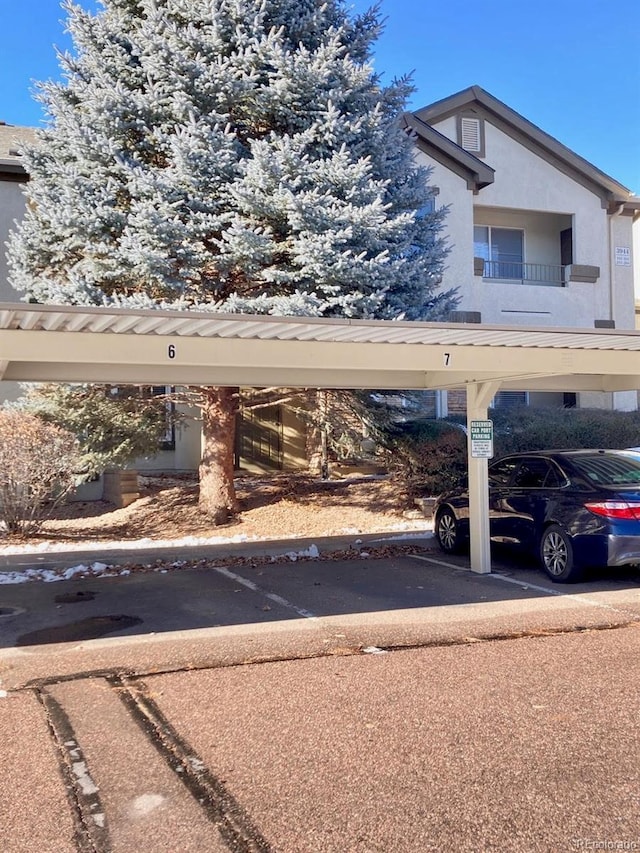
[0,528,433,585]
[0,520,430,558]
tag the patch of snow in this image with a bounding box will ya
[0,532,258,556]
[0,561,129,585]
[362,646,388,655]
[0,561,125,585]
[285,544,319,561]
[72,761,99,796]
[129,793,165,817]
[369,531,434,543]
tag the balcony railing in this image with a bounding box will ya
[482,260,565,287]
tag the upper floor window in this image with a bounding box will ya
[474,226,524,279]
[418,198,436,216]
[416,188,439,218]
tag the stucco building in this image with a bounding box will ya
[405,86,640,414]
[1,87,639,476]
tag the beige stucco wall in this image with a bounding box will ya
[281,402,308,471]
[425,158,473,298]
[634,216,640,300]
[0,180,27,300]
[133,400,202,472]
[608,213,636,329]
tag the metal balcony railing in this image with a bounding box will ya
[482,260,565,286]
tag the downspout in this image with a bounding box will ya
[608,201,626,323]
[435,390,448,419]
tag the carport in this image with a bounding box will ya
[2,301,640,575]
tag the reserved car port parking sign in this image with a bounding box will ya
[470,420,494,458]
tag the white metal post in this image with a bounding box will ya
[466,381,501,574]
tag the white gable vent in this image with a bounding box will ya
[460,117,482,152]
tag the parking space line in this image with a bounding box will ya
[485,573,640,619]
[408,554,471,571]
[409,554,640,620]
[212,566,319,621]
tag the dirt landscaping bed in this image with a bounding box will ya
[4,473,428,547]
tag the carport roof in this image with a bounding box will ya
[1,301,639,393]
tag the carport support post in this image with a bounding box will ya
[466,382,501,575]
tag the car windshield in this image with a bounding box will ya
[567,453,640,486]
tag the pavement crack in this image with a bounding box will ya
[36,688,111,853]
[106,673,273,853]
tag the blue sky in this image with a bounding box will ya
[2,0,639,192]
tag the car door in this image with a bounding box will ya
[487,456,522,541]
[500,456,565,548]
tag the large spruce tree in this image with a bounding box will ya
[8,0,455,521]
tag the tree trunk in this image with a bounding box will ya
[199,386,239,523]
[306,390,330,478]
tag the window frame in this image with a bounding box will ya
[474,224,526,281]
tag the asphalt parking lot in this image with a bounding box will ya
[2,540,640,685]
[1,542,640,852]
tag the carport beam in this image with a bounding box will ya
[466,382,501,574]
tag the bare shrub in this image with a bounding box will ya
[0,411,81,535]
[384,420,468,500]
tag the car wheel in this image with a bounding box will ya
[436,508,460,554]
[539,524,582,583]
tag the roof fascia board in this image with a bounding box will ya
[403,113,495,191]
[0,158,28,182]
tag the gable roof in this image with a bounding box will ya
[413,85,634,210]
[0,123,36,182]
[402,112,495,192]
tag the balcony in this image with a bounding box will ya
[479,259,565,287]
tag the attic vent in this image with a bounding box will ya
[460,117,481,152]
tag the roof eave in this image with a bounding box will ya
[403,112,495,192]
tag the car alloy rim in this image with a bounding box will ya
[438,514,456,550]
[543,530,568,575]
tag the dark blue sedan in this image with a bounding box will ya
[433,449,640,582]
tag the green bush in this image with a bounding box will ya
[491,406,640,455]
[382,407,640,503]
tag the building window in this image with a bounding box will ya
[474,226,524,280]
[151,385,176,450]
[418,198,436,216]
[491,391,529,409]
[416,188,439,217]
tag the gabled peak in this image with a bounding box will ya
[413,86,632,202]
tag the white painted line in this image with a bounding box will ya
[409,553,640,620]
[407,553,469,571]
[485,572,640,619]
[212,566,319,621]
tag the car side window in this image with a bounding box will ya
[544,462,566,488]
[513,458,555,488]
[489,458,520,486]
